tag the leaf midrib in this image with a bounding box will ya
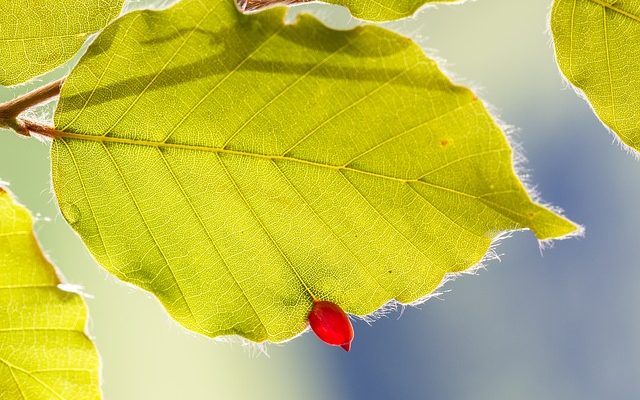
[56,130,490,187]
[55,131,558,229]
[588,0,640,22]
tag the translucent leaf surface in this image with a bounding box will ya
[551,0,640,151]
[0,0,124,86]
[51,0,577,342]
[0,188,100,399]
[238,0,458,21]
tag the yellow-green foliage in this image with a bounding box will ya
[50,0,576,343]
[0,0,123,85]
[0,188,100,399]
[552,0,640,151]
[317,0,458,21]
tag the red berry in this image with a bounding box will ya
[308,300,354,352]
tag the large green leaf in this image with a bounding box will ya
[51,0,577,342]
[239,0,458,21]
[0,0,124,86]
[551,0,640,151]
[0,188,100,399]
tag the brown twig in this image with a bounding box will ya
[237,0,310,12]
[0,78,65,136]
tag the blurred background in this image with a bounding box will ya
[2,0,639,398]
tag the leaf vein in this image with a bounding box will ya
[61,13,145,131]
[7,363,26,400]
[216,153,317,302]
[406,183,483,239]
[417,148,507,179]
[282,63,424,156]
[0,358,66,400]
[223,33,356,148]
[99,143,203,331]
[164,23,288,145]
[60,139,117,273]
[344,99,476,167]
[272,160,393,298]
[157,148,270,338]
[588,0,640,22]
[602,5,617,128]
[102,6,219,137]
[337,170,436,268]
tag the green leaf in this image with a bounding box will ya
[51,0,577,342]
[240,0,459,21]
[551,0,640,151]
[0,188,101,399]
[0,0,124,86]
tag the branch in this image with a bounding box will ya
[237,0,310,12]
[0,78,65,136]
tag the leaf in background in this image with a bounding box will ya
[0,188,100,399]
[238,0,459,21]
[0,0,124,86]
[551,0,640,151]
[51,0,577,343]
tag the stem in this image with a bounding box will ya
[0,78,64,117]
[0,78,65,136]
[238,0,309,11]
[19,119,64,139]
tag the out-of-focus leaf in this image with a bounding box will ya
[0,0,124,85]
[0,188,100,399]
[238,0,459,21]
[551,0,640,151]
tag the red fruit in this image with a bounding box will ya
[308,300,354,352]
